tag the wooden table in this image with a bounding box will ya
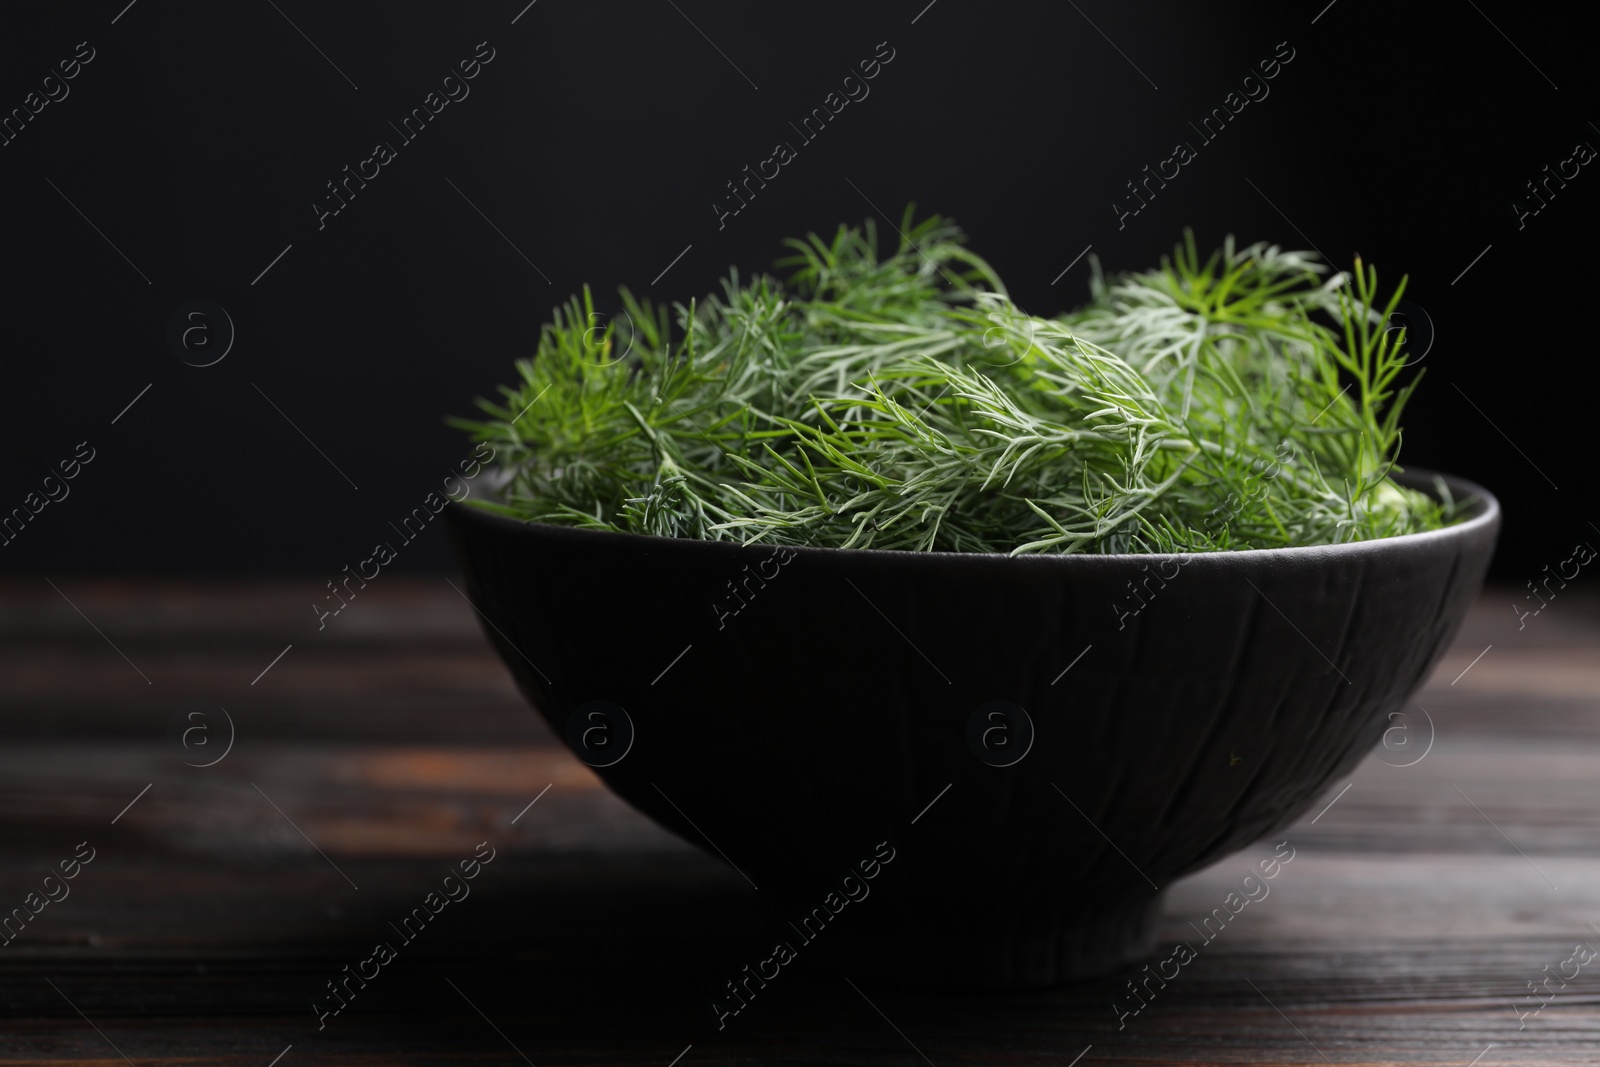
[2,578,1597,1065]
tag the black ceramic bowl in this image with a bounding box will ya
[446,469,1497,988]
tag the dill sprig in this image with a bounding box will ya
[451,209,1450,554]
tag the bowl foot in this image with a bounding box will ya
[814,890,1164,991]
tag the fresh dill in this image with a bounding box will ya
[452,208,1451,555]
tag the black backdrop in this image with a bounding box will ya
[1,0,1592,580]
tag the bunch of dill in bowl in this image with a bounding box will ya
[452,209,1451,555]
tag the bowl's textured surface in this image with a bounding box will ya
[446,471,1498,988]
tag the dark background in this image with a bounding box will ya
[1,0,1591,581]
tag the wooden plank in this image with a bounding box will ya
[2,583,1598,1065]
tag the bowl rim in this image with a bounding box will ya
[448,466,1500,570]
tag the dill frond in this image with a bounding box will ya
[451,212,1448,555]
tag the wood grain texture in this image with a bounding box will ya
[2,580,1598,1065]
